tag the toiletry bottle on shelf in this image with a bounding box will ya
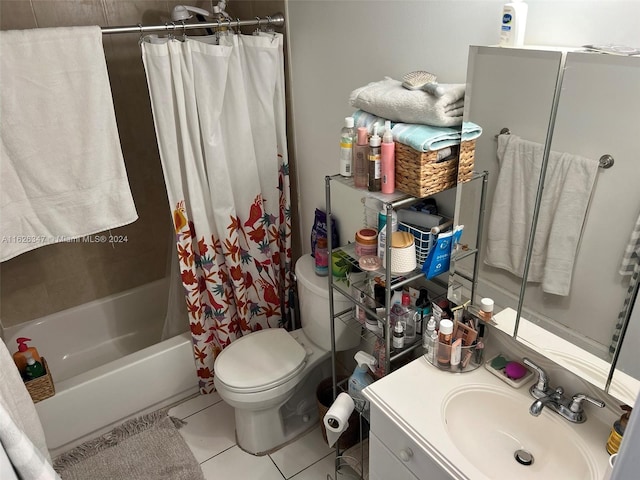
[437,319,454,367]
[348,351,376,414]
[381,120,395,194]
[13,337,42,375]
[367,125,381,192]
[499,0,528,47]
[339,116,355,177]
[314,237,329,276]
[401,293,417,344]
[392,321,405,350]
[24,351,45,380]
[353,127,369,188]
[377,209,397,265]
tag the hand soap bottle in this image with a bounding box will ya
[24,351,45,380]
[348,351,376,415]
[13,337,42,375]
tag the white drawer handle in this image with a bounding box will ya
[399,448,413,462]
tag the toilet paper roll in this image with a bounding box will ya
[323,392,355,448]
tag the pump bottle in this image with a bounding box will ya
[353,127,369,188]
[24,351,45,379]
[339,117,355,177]
[348,351,376,415]
[367,125,381,192]
[13,337,42,375]
[381,120,395,194]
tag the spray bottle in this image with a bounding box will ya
[348,351,376,414]
[367,125,381,192]
[381,120,395,194]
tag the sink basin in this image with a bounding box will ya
[443,385,599,479]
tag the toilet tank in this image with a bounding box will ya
[295,255,361,352]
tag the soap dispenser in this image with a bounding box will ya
[24,351,45,380]
[348,351,376,414]
[13,337,42,375]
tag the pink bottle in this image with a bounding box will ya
[381,120,395,194]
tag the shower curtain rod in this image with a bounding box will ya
[101,12,284,35]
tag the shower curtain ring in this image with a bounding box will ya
[180,20,187,41]
[253,16,261,35]
[137,23,144,45]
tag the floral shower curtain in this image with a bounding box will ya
[141,33,292,394]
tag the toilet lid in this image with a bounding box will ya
[214,329,307,392]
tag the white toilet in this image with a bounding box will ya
[213,254,361,455]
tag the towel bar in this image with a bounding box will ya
[495,127,614,169]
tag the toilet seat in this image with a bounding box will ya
[214,329,307,394]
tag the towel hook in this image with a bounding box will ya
[599,154,614,169]
[494,127,511,139]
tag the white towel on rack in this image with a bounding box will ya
[485,134,599,296]
[0,26,137,261]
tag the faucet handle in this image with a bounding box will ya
[569,393,605,413]
[523,358,549,394]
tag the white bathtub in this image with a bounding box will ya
[5,279,199,456]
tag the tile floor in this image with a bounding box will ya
[168,393,353,479]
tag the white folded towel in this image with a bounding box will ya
[0,340,59,480]
[0,27,137,261]
[349,77,465,127]
[485,134,599,296]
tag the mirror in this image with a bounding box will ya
[453,46,640,401]
[451,46,564,334]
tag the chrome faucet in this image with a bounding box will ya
[522,358,605,423]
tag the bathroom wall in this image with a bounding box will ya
[0,0,292,328]
[286,0,640,252]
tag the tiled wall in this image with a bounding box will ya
[0,0,294,328]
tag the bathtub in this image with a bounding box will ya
[4,278,199,457]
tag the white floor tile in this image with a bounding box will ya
[200,445,286,480]
[269,425,334,478]
[179,401,236,463]
[169,392,222,419]
[288,453,339,480]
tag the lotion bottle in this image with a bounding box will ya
[381,120,395,194]
[437,319,454,367]
[499,0,528,47]
[339,117,355,177]
[353,127,369,188]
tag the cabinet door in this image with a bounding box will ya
[369,433,420,480]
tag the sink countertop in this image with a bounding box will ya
[363,357,612,480]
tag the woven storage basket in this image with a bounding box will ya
[25,357,55,403]
[457,140,476,184]
[395,140,476,197]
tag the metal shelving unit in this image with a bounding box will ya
[324,171,489,480]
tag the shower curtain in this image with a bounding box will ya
[141,33,292,394]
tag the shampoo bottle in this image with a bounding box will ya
[353,127,369,188]
[499,0,528,47]
[348,351,376,414]
[339,117,355,177]
[13,337,42,375]
[367,125,381,192]
[381,120,395,194]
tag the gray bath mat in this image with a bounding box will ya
[53,410,205,480]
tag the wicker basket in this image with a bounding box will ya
[395,140,476,197]
[457,140,476,184]
[24,357,55,403]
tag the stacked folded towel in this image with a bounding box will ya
[350,77,465,127]
[352,110,482,153]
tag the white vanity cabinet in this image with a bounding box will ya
[368,404,452,480]
[362,357,611,480]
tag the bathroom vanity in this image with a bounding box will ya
[363,357,612,480]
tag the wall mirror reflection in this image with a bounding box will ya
[452,45,640,404]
